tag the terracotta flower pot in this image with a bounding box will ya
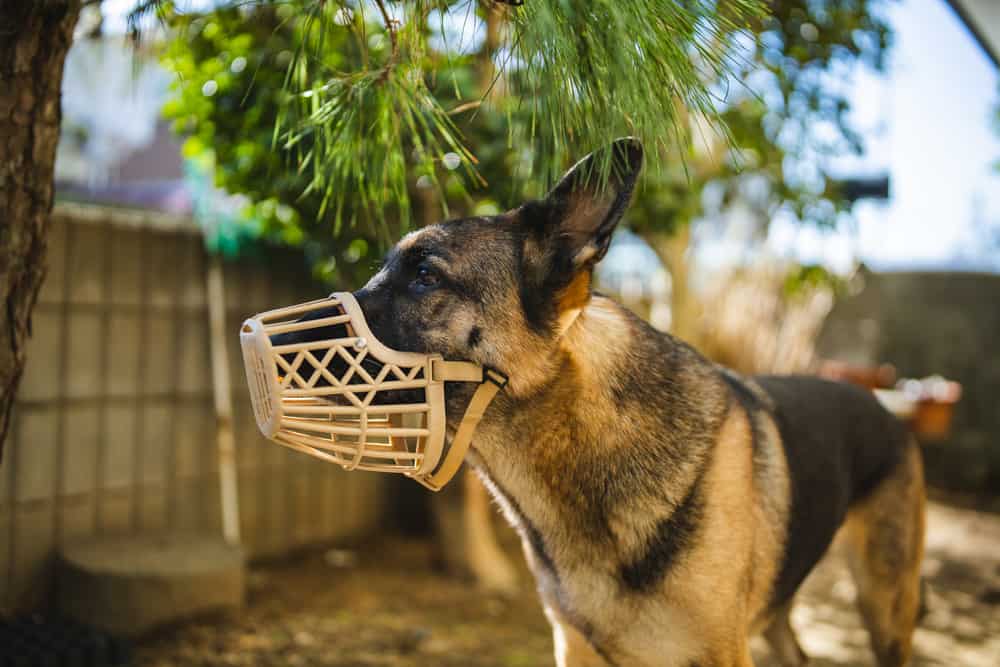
[913,400,957,440]
[818,360,897,390]
[899,376,962,441]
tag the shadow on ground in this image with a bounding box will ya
[137,501,1000,666]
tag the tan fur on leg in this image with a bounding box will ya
[763,601,808,666]
[844,441,926,667]
[737,645,758,667]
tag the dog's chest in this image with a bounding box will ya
[471,454,619,631]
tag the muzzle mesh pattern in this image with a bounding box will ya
[240,293,447,481]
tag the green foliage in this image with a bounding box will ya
[160,0,891,287]
[161,0,767,281]
[276,2,482,238]
[505,0,763,185]
[162,4,381,285]
[162,2,525,285]
[743,0,890,224]
[783,263,847,297]
[273,0,769,223]
[629,0,893,240]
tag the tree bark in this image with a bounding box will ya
[0,1,81,462]
[647,224,701,344]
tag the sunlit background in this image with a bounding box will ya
[3,2,999,666]
[91,0,1000,276]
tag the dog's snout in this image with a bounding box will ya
[268,305,346,348]
[269,305,354,387]
[352,286,387,336]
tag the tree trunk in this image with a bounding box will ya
[478,3,503,94]
[0,1,81,462]
[647,224,701,344]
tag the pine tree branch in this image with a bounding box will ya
[372,0,398,83]
[448,100,483,116]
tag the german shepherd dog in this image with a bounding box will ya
[333,139,926,666]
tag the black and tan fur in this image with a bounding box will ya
[295,139,926,666]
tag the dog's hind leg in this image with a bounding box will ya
[843,440,926,667]
[763,600,808,666]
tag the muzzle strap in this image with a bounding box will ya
[420,363,507,491]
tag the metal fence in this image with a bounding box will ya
[0,204,388,610]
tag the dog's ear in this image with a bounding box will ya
[535,137,643,269]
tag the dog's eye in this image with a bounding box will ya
[412,264,439,291]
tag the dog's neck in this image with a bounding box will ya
[461,295,727,571]
[477,295,637,445]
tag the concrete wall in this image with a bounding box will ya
[0,205,388,610]
[818,270,1000,495]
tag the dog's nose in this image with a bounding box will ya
[353,286,391,341]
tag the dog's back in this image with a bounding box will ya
[741,375,924,666]
[750,375,910,607]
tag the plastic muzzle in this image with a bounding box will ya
[239,292,505,490]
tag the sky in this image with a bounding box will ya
[768,0,1000,272]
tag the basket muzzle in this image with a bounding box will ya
[239,292,505,490]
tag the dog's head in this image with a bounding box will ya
[271,139,643,397]
[352,138,643,397]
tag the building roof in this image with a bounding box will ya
[55,38,192,215]
[946,0,1000,67]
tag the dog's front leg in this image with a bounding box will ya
[545,607,609,667]
[738,646,758,667]
[762,601,808,666]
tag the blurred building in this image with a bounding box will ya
[819,269,1000,495]
[55,38,189,211]
[946,0,1000,66]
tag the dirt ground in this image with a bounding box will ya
[137,500,1000,667]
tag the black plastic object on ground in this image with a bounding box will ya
[0,615,131,667]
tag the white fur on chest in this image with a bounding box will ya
[468,446,705,667]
